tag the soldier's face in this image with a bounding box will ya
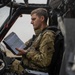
[31,13,43,30]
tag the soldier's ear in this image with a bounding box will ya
[41,16,45,22]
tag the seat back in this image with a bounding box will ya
[47,26,64,75]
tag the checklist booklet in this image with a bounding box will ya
[3,32,26,54]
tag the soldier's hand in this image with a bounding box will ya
[15,48,27,55]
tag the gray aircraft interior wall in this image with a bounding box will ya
[60,18,75,75]
[49,0,62,9]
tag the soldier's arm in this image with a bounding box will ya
[25,39,31,46]
[26,31,55,67]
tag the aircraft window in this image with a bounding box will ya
[16,0,24,3]
[4,14,35,42]
[0,7,10,28]
[16,0,47,4]
[29,0,47,4]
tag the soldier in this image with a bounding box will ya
[11,8,55,75]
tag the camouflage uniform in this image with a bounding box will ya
[11,27,55,74]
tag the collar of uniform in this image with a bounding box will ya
[34,29,42,36]
[34,26,48,36]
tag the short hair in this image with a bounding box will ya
[31,8,48,23]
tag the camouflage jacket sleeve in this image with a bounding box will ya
[26,30,55,67]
